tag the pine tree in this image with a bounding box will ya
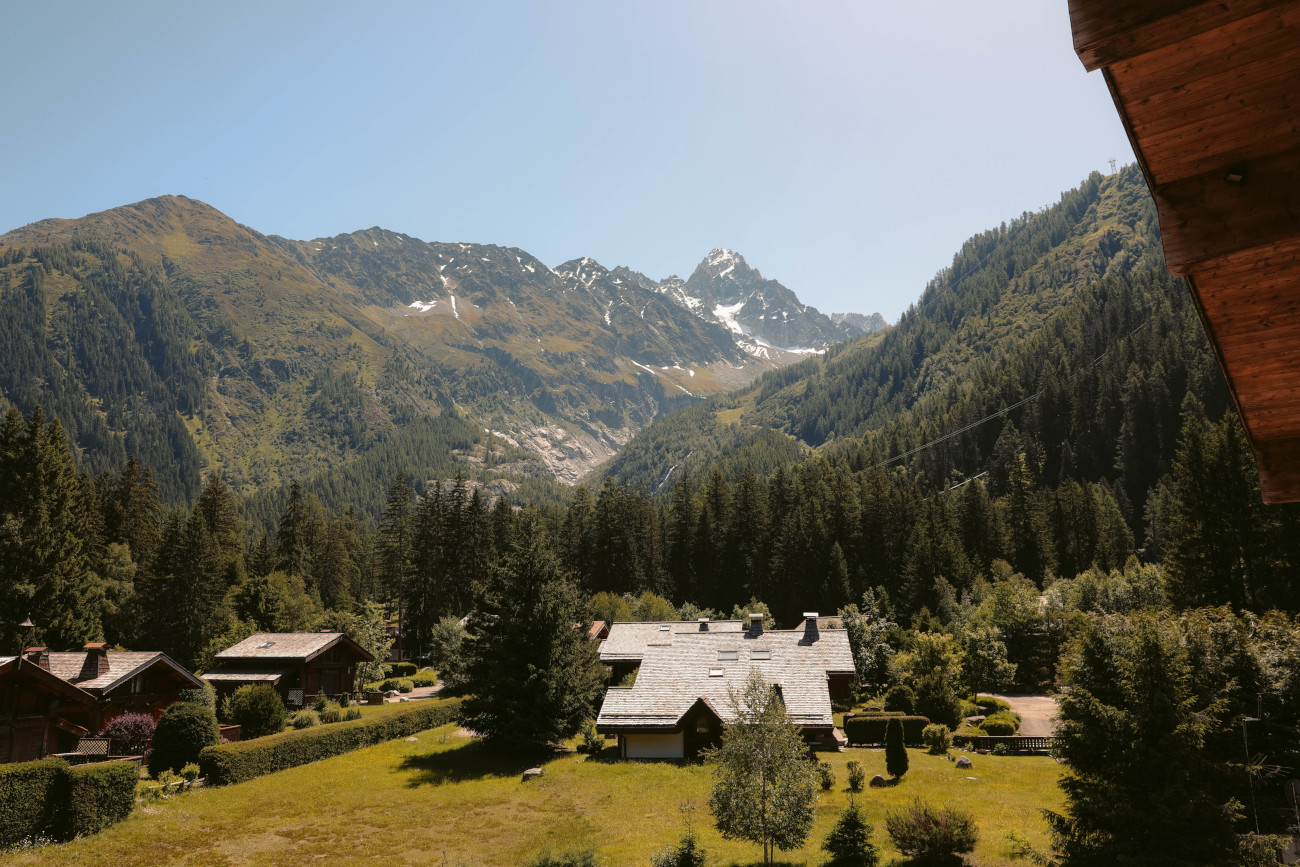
[459,513,604,748]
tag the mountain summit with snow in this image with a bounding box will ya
[654,248,870,356]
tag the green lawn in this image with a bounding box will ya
[2,725,1063,866]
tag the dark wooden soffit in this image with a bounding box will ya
[1069,0,1300,503]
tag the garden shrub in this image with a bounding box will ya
[180,763,201,783]
[0,758,138,848]
[843,714,930,746]
[344,707,363,721]
[339,692,350,708]
[959,699,979,718]
[149,702,219,776]
[200,698,464,785]
[292,710,320,729]
[992,743,1010,756]
[311,693,330,713]
[98,712,155,756]
[228,684,289,739]
[883,683,917,714]
[650,829,707,867]
[972,695,1010,715]
[980,712,1018,736]
[412,674,436,688]
[578,719,605,754]
[385,662,418,678]
[397,681,414,694]
[178,682,216,713]
[922,723,952,755]
[885,799,978,864]
[318,702,342,724]
[824,798,879,866]
[847,760,865,792]
[885,717,909,779]
[818,761,836,791]
[379,678,412,693]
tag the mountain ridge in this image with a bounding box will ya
[0,194,873,506]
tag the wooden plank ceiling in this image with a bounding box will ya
[1069,0,1300,503]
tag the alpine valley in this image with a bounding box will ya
[0,196,885,517]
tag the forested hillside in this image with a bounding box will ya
[0,197,845,511]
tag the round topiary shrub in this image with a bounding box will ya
[292,710,320,729]
[149,702,219,777]
[884,684,917,714]
[98,712,156,756]
[228,684,289,739]
[922,723,952,755]
[980,712,1018,736]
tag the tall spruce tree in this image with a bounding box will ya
[460,513,604,748]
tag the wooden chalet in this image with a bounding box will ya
[43,643,205,728]
[206,632,374,706]
[596,614,855,758]
[0,654,97,763]
[1069,0,1300,503]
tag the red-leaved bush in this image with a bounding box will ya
[98,712,156,756]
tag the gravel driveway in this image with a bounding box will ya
[990,693,1059,737]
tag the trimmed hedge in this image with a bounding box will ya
[0,758,137,848]
[844,713,931,746]
[63,761,138,838]
[199,697,464,786]
[385,662,418,678]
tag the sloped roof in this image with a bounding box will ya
[214,632,374,663]
[202,667,287,684]
[596,628,853,731]
[45,651,203,694]
[599,620,746,661]
[0,656,98,705]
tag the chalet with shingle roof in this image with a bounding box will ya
[43,643,203,727]
[207,632,374,706]
[1,643,203,762]
[596,613,854,758]
[0,654,97,763]
[599,618,746,683]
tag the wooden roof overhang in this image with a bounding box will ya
[1069,0,1300,503]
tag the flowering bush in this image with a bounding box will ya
[98,712,156,756]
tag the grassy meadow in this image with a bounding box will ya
[1,718,1063,867]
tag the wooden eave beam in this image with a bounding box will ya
[1070,0,1287,71]
[1153,143,1300,274]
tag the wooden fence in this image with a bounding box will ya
[953,735,1055,753]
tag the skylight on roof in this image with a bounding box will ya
[709,669,724,677]
[258,641,275,648]
[751,650,771,660]
[718,650,738,661]
[659,625,670,632]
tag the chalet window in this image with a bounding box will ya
[751,650,771,660]
[131,675,144,694]
[717,650,738,661]
[695,719,709,734]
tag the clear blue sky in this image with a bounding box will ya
[2,1,1132,321]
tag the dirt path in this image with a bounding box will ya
[991,693,1059,737]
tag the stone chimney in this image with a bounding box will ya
[84,642,110,678]
[803,612,820,643]
[697,618,710,632]
[747,613,764,637]
[24,647,49,671]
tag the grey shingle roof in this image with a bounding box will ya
[45,652,202,694]
[597,628,853,731]
[203,667,288,684]
[599,620,746,661]
[214,632,372,662]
